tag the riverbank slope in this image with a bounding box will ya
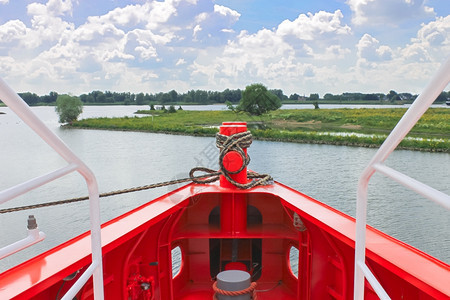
[69,108,450,152]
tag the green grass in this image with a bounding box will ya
[69,108,450,152]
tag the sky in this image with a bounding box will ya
[0,0,449,97]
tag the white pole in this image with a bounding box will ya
[0,77,104,299]
[353,56,450,299]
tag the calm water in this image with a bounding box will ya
[0,106,449,272]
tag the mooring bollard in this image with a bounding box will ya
[215,270,252,300]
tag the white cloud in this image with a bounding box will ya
[0,0,448,96]
[73,22,124,44]
[189,3,240,43]
[0,0,242,94]
[193,24,202,38]
[124,29,173,61]
[277,10,351,40]
[347,0,434,26]
[401,16,450,63]
[376,46,393,60]
[176,58,186,66]
[350,16,450,94]
[0,20,27,44]
[401,43,430,62]
[274,10,353,61]
[219,28,293,78]
[221,28,234,33]
[27,0,73,17]
[213,4,240,21]
[147,1,177,27]
[357,33,393,65]
[415,16,450,47]
[0,56,15,73]
[20,0,75,49]
[189,10,353,93]
[315,45,351,60]
[0,0,9,4]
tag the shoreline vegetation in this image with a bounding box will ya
[1,100,432,108]
[4,88,449,107]
[68,108,449,153]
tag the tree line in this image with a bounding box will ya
[17,89,449,106]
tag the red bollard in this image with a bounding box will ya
[219,122,248,234]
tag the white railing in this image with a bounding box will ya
[353,57,450,299]
[0,215,46,260]
[0,78,104,300]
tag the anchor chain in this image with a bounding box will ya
[0,131,272,214]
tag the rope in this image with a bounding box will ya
[0,131,272,214]
[216,131,272,189]
[0,172,216,214]
[213,281,257,300]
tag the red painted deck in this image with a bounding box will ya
[0,181,449,299]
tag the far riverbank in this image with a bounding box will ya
[68,108,450,153]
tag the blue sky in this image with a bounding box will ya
[0,0,449,97]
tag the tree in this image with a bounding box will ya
[387,90,400,102]
[136,92,145,105]
[323,93,334,101]
[363,94,379,101]
[97,93,106,103]
[169,90,178,103]
[237,83,282,115]
[113,93,125,103]
[161,93,172,104]
[225,100,236,112]
[289,93,300,100]
[270,89,287,101]
[168,105,177,113]
[434,92,447,103]
[309,93,319,101]
[40,91,58,104]
[55,95,83,124]
[124,92,135,105]
[18,92,40,105]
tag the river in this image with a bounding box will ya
[0,105,449,272]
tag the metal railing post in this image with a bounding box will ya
[353,57,450,299]
[0,78,104,299]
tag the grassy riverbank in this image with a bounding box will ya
[69,108,450,152]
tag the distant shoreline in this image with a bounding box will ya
[67,108,450,153]
[0,100,419,107]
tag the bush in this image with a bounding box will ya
[55,95,83,124]
[168,105,177,113]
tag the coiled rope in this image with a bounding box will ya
[192,131,272,189]
[0,131,272,214]
[213,281,257,300]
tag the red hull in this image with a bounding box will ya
[1,180,449,299]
